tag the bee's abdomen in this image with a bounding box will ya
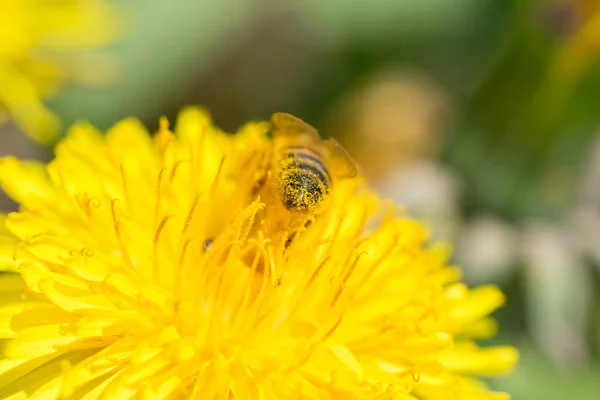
[277,147,331,213]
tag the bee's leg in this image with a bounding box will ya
[284,214,314,248]
[252,169,269,197]
[250,147,273,198]
[304,216,314,228]
[284,231,296,249]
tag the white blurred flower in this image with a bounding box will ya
[455,215,520,285]
[570,134,600,267]
[377,161,461,241]
[522,222,592,367]
[569,205,600,265]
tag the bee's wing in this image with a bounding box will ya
[270,113,320,140]
[324,138,358,179]
[270,113,357,178]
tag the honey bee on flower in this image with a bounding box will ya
[254,112,357,214]
[247,113,358,250]
[0,108,517,399]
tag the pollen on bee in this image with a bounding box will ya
[278,172,326,213]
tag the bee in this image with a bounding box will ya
[263,112,357,213]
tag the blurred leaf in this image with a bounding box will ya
[489,339,600,400]
[303,0,492,45]
[445,0,600,220]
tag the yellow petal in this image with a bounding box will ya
[459,318,499,340]
[4,324,80,359]
[59,343,131,398]
[39,1,122,50]
[2,392,27,400]
[0,302,40,338]
[0,214,12,236]
[0,354,59,392]
[1,349,99,400]
[55,122,107,160]
[105,118,158,222]
[439,343,519,376]
[0,158,55,207]
[0,236,18,272]
[328,344,364,381]
[415,376,511,400]
[447,285,505,328]
[9,303,76,333]
[37,275,116,313]
[0,66,61,145]
[174,106,212,143]
[0,273,26,305]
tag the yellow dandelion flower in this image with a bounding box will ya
[0,0,120,145]
[0,108,517,399]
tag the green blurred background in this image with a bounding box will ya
[2,0,600,398]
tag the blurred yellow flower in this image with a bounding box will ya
[0,108,517,399]
[0,0,120,145]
